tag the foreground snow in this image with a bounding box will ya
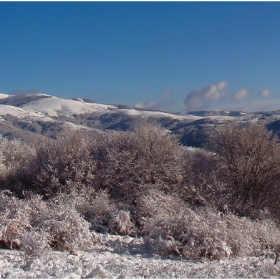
[1,233,280,279]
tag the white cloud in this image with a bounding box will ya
[134,102,144,109]
[134,89,174,111]
[163,88,171,98]
[213,99,280,112]
[9,89,40,96]
[216,81,228,91]
[232,89,249,100]
[258,88,270,97]
[184,81,228,112]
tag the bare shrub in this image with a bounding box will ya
[36,202,93,253]
[25,128,97,198]
[143,207,280,260]
[183,147,226,207]
[0,136,34,174]
[0,192,93,253]
[135,188,188,228]
[109,210,137,236]
[54,189,116,232]
[0,192,31,248]
[82,191,116,232]
[93,122,185,202]
[0,136,35,195]
[209,122,280,216]
[20,229,50,259]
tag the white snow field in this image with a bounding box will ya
[1,233,280,279]
[20,96,117,117]
[0,105,53,122]
[116,108,202,120]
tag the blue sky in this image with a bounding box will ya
[1,2,280,112]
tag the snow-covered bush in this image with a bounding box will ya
[135,188,188,228]
[209,122,280,215]
[0,192,94,254]
[81,191,116,232]
[0,136,35,195]
[109,210,137,236]
[143,207,280,260]
[39,202,93,253]
[54,189,116,233]
[0,193,31,248]
[25,128,97,198]
[20,229,50,259]
[0,135,34,175]
[93,122,185,203]
[183,147,226,207]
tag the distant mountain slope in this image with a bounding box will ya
[20,96,117,117]
[0,93,279,147]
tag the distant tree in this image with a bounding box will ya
[210,122,280,209]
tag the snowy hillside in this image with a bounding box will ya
[20,96,117,117]
[0,105,49,120]
[0,92,279,147]
[0,93,201,120]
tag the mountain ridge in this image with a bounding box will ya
[0,93,279,147]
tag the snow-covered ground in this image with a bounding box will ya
[20,96,117,117]
[0,105,54,122]
[117,108,203,121]
[1,233,280,279]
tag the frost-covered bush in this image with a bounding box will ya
[143,207,280,260]
[0,135,34,175]
[135,188,188,228]
[25,129,97,198]
[20,229,50,259]
[54,189,116,233]
[109,210,137,236]
[209,122,280,212]
[183,148,226,207]
[81,191,116,232]
[0,136,35,195]
[0,192,93,254]
[0,193,31,248]
[39,203,93,253]
[93,122,185,202]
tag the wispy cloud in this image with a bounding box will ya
[135,89,174,111]
[258,88,270,97]
[215,99,280,112]
[232,89,249,100]
[184,81,228,112]
[9,89,40,96]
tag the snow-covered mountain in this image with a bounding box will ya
[0,93,280,146]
